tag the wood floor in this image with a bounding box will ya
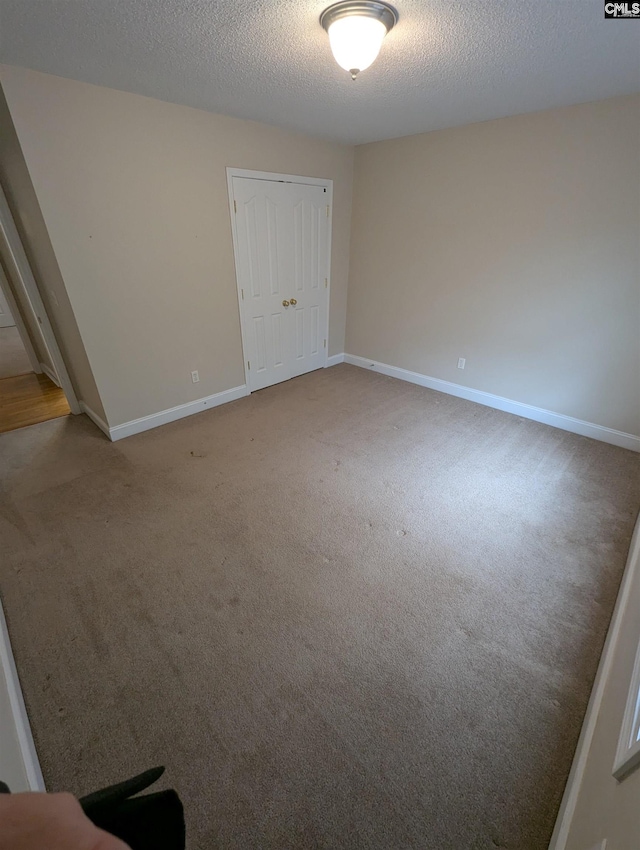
[0,372,70,433]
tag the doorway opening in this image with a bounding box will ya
[0,259,70,434]
[0,186,76,434]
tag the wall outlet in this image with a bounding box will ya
[191,370,200,383]
[49,290,59,307]
[457,358,466,370]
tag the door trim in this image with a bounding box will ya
[0,598,45,790]
[226,167,333,392]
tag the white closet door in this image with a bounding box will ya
[233,178,294,392]
[290,184,329,379]
[232,176,329,393]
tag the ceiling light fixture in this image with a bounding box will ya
[320,1,398,81]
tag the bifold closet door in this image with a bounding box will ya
[232,177,329,392]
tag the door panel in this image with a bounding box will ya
[265,197,281,296]
[243,197,261,299]
[271,313,284,366]
[234,178,294,391]
[293,201,305,295]
[232,176,329,392]
[294,308,304,360]
[252,315,267,372]
[309,304,320,356]
[289,186,328,379]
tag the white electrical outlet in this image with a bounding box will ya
[191,370,199,383]
[457,358,466,370]
[50,290,59,307]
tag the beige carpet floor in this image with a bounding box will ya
[0,325,32,380]
[1,364,639,849]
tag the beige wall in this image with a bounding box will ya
[563,524,640,850]
[0,66,353,428]
[346,96,640,436]
[2,66,636,437]
[0,81,105,418]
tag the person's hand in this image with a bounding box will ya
[0,791,130,850]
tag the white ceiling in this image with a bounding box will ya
[0,0,638,145]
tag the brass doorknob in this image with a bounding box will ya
[282,300,290,307]
[290,298,297,306]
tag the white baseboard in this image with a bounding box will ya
[0,599,45,791]
[344,354,640,452]
[39,361,60,387]
[548,519,640,849]
[326,353,345,367]
[104,385,249,442]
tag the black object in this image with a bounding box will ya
[80,766,185,850]
[0,766,185,850]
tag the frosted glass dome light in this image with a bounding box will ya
[320,1,398,80]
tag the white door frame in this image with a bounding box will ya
[226,167,333,392]
[0,184,80,413]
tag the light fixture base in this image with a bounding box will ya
[320,1,398,35]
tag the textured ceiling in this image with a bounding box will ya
[0,0,638,145]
